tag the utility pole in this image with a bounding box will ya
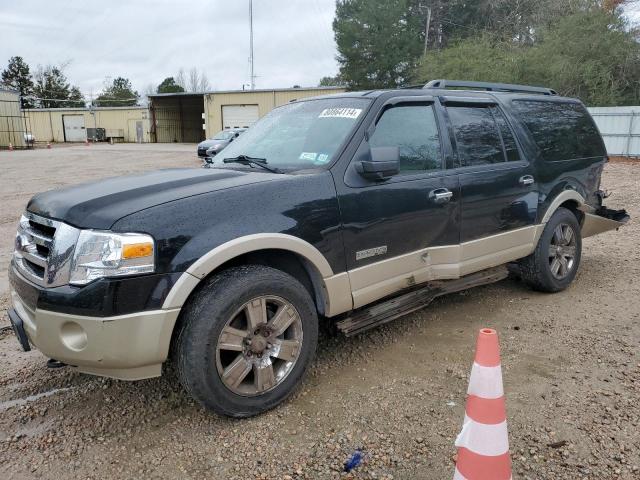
[423,6,432,56]
[249,0,255,90]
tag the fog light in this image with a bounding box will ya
[60,322,88,351]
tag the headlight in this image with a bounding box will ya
[70,231,155,285]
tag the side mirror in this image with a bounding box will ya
[355,146,400,181]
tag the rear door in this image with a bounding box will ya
[442,98,538,243]
[337,97,460,307]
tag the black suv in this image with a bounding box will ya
[8,80,628,417]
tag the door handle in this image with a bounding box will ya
[519,175,534,186]
[429,188,453,204]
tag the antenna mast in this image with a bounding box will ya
[249,0,255,90]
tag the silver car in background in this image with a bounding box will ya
[197,128,246,161]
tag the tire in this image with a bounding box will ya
[173,265,318,417]
[517,207,582,293]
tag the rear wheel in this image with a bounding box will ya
[173,265,318,417]
[517,207,582,292]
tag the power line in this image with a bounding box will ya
[23,95,139,105]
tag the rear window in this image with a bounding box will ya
[511,100,605,161]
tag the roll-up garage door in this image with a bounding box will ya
[222,105,259,129]
[63,115,86,142]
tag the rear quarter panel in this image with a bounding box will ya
[500,95,607,222]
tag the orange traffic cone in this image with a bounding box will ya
[8,142,13,151]
[47,142,52,149]
[453,328,511,480]
[85,138,90,146]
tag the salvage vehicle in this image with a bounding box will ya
[197,128,246,159]
[8,80,628,417]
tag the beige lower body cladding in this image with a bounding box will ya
[11,288,180,380]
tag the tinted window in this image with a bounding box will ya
[491,106,521,162]
[512,100,605,161]
[370,104,442,174]
[447,106,505,166]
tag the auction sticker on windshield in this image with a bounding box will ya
[319,108,362,119]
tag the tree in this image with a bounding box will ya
[67,86,86,108]
[1,56,36,108]
[156,77,185,94]
[415,8,640,105]
[187,67,210,92]
[95,77,138,106]
[175,68,187,90]
[334,0,427,89]
[524,9,640,105]
[33,65,84,108]
[415,35,526,85]
[318,75,346,87]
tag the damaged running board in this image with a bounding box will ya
[336,266,509,336]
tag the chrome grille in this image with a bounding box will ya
[14,212,80,287]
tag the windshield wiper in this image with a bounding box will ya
[223,155,282,174]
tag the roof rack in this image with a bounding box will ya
[424,79,557,96]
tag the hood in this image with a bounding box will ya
[206,143,227,154]
[198,139,228,149]
[27,168,278,229]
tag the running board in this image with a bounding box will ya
[336,266,508,336]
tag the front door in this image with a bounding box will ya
[443,100,538,243]
[337,98,460,308]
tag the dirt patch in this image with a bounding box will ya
[608,155,640,165]
[0,149,638,479]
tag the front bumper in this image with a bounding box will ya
[8,267,181,380]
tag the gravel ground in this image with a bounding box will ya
[0,146,638,479]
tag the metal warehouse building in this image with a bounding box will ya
[24,106,151,143]
[0,86,27,149]
[148,86,345,143]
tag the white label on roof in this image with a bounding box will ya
[319,108,362,119]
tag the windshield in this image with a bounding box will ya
[212,131,237,141]
[216,97,370,171]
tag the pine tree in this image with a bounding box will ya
[33,65,83,108]
[95,77,139,107]
[334,0,425,89]
[156,77,185,94]
[1,56,36,108]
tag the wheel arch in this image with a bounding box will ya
[540,190,586,225]
[162,234,351,318]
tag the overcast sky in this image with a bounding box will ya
[2,1,639,100]
[1,0,339,98]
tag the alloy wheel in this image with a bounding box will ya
[215,295,303,396]
[548,223,577,280]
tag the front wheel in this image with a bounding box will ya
[173,265,318,417]
[517,207,582,293]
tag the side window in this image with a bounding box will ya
[490,106,521,162]
[369,104,442,174]
[447,105,505,166]
[511,100,605,161]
